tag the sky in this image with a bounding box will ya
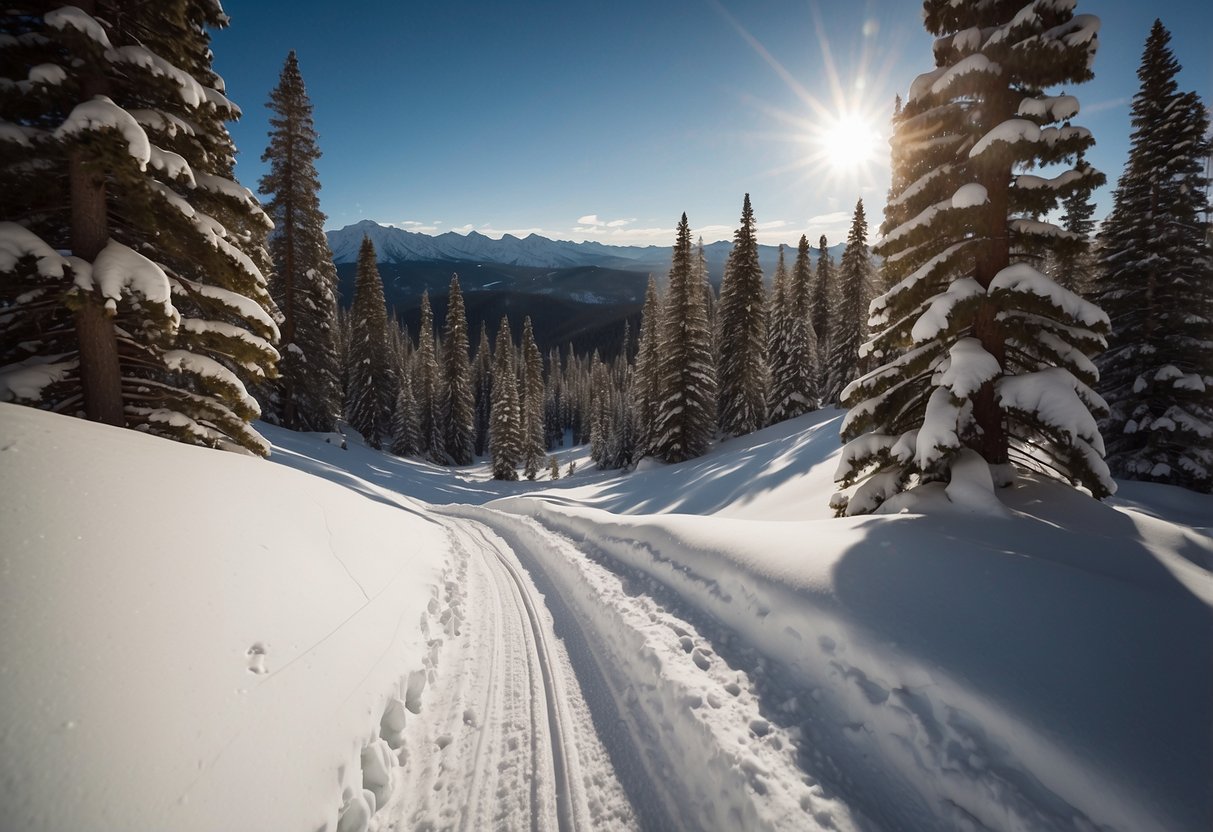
[214,0,1212,247]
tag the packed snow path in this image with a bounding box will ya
[384,517,637,830]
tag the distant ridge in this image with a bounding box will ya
[324,220,845,281]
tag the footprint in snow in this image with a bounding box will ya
[246,642,268,675]
[691,648,712,671]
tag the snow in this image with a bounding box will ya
[44,5,112,49]
[0,222,70,277]
[1018,94,1080,121]
[0,356,75,402]
[936,336,1000,397]
[104,44,207,109]
[969,118,1040,159]
[27,63,66,86]
[163,349,260,414]
[909,276,984,343]
[0,404,450,832]
[989,261,1108,327]
[83,237,176,318]
[3,398,1210,832]
[929,54,1001,96]
[950,182,988,208]
[148,144,195,185]
[54,96,150,170]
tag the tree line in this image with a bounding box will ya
[1,2,1208,503]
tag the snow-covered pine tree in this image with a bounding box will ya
[633,275,663,455]
[489,316,521,480]
[441,275,474,465]
[0,1,279,454]
[836,0,1111,515]
[589,352,610,464]
[824,200,873,404]
[766,245,791,421]
[259,50,340,432]
[543,346,564,449]
[696,238,716,358]
[519,316,546,479]
[471,320,493,456]
[810,235,833,393]
[1092,21,1213,492]
[1052,150,1097,294]
[390,361,422,457]
[770,238,818,421]
[716,194,768,435]
[345,237,391,448]
[651,214,716,462]
[414,289,444,464]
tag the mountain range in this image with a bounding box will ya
[325,220,845,284]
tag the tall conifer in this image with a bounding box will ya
[442,276,474,465]
[716,194,768,435]
[489,317,521,479]
[651,214,716,462]
[825,200,872,404]
[519,316,546,479]
[345,237,390,448]
[259,51,340,432]
[837,0,1111,514]
[0,1,278,454]
[1092,22,1213,491]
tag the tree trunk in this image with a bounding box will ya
[70,147,123,426]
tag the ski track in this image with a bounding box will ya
[382,517,636,831]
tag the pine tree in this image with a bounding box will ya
[825,200,873,404]
[345,237,391,449]
[489,316,521,480]
[471,321,493,456]
[716,194,768,435]
[259,51,340,432]
[837,1,1111,515]
[1052,150,1097,295]
[633,275,663,455]
[391,362,422,457]
[810,235,834,393]
[519,316,546,479]
[543,346,564,449]
[0,1,278,454]
[651,214,716,462]
[1092,21,1213,491]
[770,239,818,421]
[414,289,444,463]
[441,275,474,465]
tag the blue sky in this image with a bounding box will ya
[214,0,1211,246]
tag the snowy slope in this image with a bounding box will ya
[0,404,452,832]
[4,403,1210,832]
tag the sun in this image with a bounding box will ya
[817,113,882,172]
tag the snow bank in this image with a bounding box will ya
[0,404,452,832]
[497,480,1212,831]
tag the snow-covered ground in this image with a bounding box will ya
[2,404,1210,831]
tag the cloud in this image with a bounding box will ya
[384,219,443,234]
[606,218,636,228]
[807,211,850,225]
[577,214,601,226]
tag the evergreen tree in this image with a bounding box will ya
[825,200,873,404]
[633,275,663,455]
[414,289,444,463]
[651,214,716,462]
[716,194,768,435]
[471,321,493,456]
[442,275,475,465]
[1092,21,1213,491]
[391,362,423,457]
[1052,150,1097,295]
[489,317,521,479]
[519,316,546,479]
[770,239,818,421]
[259,51,340,432]
[543,346,564,449]
[345,237,391,448]
[810,235,834,392]
[0,1,278,454]
[837,0,1111,515]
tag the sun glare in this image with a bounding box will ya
[819,114,881,172]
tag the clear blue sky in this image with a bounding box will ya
[214,0,1212,246]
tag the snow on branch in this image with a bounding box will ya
[989,262,1107,328]
[1018,94,1079,121]
[936,338,1001,398]
[969,118,1040,159]
[45,6,112,49]
[911,277,985,343]
[78,239,176,320]
[0,355,76,402]
[0,222,70,278]
[54,96,150,170]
